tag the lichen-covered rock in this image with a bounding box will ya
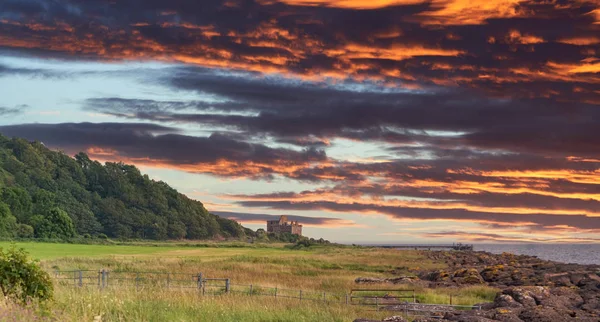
[453,268,485,284]
[429,270,451,282]
[495,294,523,308]
[501,287,550,307]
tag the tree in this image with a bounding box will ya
[0,202,17,238]
[30,207,76,239]
[0,246,53,303]
[0,187,32,222]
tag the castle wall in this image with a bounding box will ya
[266,217,303,236]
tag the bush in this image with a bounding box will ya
[30,207,76,239]
[16,224,34,238]
[97,233,108,240]
[0,246,53,304]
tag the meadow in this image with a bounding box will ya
[0,242,499,321]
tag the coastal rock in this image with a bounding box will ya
[369,251,600,322]
[354,276,419,285]
[453,268,485,285]
[494,294,523,308]
[352,317,408,322]
[502,287,549,307]
[375,285,600,322]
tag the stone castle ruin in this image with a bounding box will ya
[266,215,302,236]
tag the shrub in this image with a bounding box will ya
[16,224,34,238]
[97,233,108,240]
[0,246,53,304]
[30,207,77,239]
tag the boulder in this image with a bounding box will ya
[494,294,523,308]
[518,307,573,322]
[453,268,485,285]
[501,287,553,307]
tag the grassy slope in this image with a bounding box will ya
[1,242,499,321]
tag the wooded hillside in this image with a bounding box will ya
[0,134,247,240]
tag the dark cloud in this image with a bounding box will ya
[0,122,327,179]
[214,211,356,226]
[235,199,600,231]
[0,0,597,103]
[0,105,27,116]
[85,66,600,159]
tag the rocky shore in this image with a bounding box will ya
[354,250,600,322]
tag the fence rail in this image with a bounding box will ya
[51,269,482,315]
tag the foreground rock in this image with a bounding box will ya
[421,251,600,288]
[360,285,600,322]
[355,251,600,321]
[440,286,600,321]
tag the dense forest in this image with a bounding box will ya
[0,134,250,240]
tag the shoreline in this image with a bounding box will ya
[356,250,600,321]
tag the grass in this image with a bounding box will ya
[0,242,175,260]
[0,241,499,321]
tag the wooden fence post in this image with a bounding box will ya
[135,273,140,291]
[299,290,302,301]
[225,279,230,293]
[167,273,170,289]
[78,270,83,287]
[345,293,349,305]
[98,270,102,288]
[101,269,106,289]
[197,273,203,294]
[274,287,278,298]
[249,284,253,296]
[323,292,326,303]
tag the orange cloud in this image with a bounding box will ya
[259,0,422,9]
[262,0,527,25]
[557,37,600,45]
[223,188,600,217]
[452,168,600,185]
[506,30,545,44]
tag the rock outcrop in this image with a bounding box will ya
[419,251,600,288]
[355,251,600,321]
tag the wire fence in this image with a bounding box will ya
[51,269,482,316]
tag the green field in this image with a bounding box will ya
[0,242,498,321]
[0,242,179,259]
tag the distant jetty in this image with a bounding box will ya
[376,243,474,251]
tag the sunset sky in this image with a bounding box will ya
[0,0,599,244]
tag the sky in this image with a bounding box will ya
[0,0,599,244]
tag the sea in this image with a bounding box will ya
[364,243,600,265]
[474,244,600,266]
